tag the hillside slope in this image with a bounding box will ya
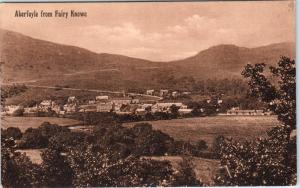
[0,29,295,90]
[171,43,295,79]
[0,29,160,83]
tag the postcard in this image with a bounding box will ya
[0,1,296,187]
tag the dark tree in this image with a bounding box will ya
[19,128,48,149]
[1,138,42,187]
[40,145,73,186]
[216,56,296,186]
[169,104,180,118]
[171,157,202,186]
[2,127,22,140]
[242,56,296,130]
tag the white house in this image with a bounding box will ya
[111,98,132,111]
[178,109,193,115]
[39,100,53,112]
[152,102,184,113]
[131,98,140,104]
[64,103,79,113]
[141,103,153,109]
[68,96,77,103]
[40,100,52,107]
[146,90,155,95]
[135,108,146,115]
[96,96,109,101]
[88,100,96,104]
[226,109,266,116]
[5,105,22,115]
[182,91,191,95]
[24,105,38,114]
[172,91,179,98]
[160,90,169,97]
[96,102,114,112]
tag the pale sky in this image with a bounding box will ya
[0,1,295,61]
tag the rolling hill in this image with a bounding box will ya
[0,29,295,90]
[171,43,295,79]
[0,29,161,83]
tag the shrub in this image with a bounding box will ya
[131,123,174,156]
[2,127,22,140]
[40,146,73,186]
[19,128,48,149]
[211,135,225,159]
[48,131,88,151]
[18,122,72,149]
[39,122,70,139]
[169,157,202,186]
[1,141,42,187]
[12,108,24,117]
[196,140,208,151]
[214,126,295,186]
[66,145,176,187]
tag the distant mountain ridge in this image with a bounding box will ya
[0,29,295,89]
[0,29,159,82]
[170,42,295,79]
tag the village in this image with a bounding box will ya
[3,89,194,117]
[3,88,272,117]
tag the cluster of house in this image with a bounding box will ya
[146,89,191,98]
[225,107,272,116]
[3,96,80,116]
[79,96,193,115]
[3,95,193,116]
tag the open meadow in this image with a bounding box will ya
[1,116,82,132]
[124,115,281,147]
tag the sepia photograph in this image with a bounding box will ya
[0,1,296,187]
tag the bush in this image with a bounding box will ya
[65,144,204,187]
[196,140,208,151]
[131,123,175,156]
[39,122,70,139]
[48,131,89,151]
[170,157,202,186]
[214,126,295,186]
[211,135,225,159]
[19,128,48,149]
[12,108,24,117]
[1,144,42,187]
[40,146,73,186]
[18,122,72,149]
[2,127,22,140]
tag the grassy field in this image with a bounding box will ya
[2,116,82,132]
[124,116,280,147]
[144,156,220,186]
